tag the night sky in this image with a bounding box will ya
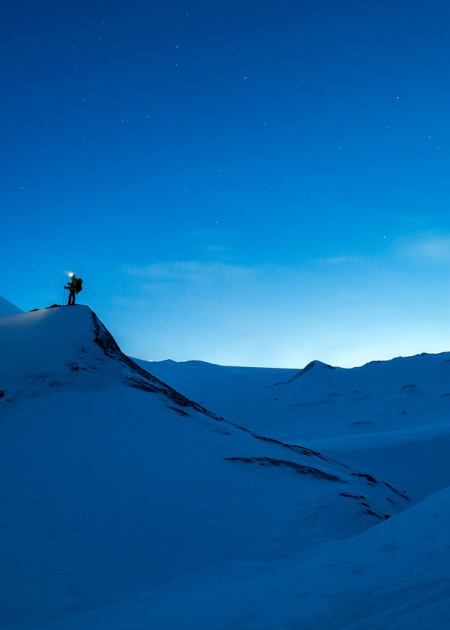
[2,0,450,367]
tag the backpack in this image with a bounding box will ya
[76,278,83,293]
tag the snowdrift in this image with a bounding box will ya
[0,305,415,629]
[144,352,450,448]
[0,306,450,630]
[44,484,450,630]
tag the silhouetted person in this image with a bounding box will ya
[67,274,77,305]
[65,273,82,305]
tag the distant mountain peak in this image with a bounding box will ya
[288,359,335,382]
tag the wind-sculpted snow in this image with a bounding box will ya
[0,305,441,630]
[0,305,217,419]
[90,309,221,415]
[143,356,446,467]
[226,456,344,482]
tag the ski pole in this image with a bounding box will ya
[63,288,66,305]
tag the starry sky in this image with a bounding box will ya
[2,0,450,368]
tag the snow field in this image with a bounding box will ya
[1,303,450,628]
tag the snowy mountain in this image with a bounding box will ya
[1,305,450,628]
[143,353,450,501]
[0,295,23,317]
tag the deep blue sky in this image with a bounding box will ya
[2,0,450,367]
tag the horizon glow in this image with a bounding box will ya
[2,1,450,368]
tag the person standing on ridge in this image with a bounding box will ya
[65,273,83,305]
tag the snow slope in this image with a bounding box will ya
[143,354,450,501]
[44,484,450,630]
[0,296,23,317]
[0,305,413,629]
[141,356,450,447]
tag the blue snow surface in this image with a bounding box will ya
[0,295,23,318]
[1,300,450,629]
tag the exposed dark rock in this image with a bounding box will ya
[340,492,392,521]
[168,406,189,417]
[226,456,343,482]
[384,482,409,501]
[126,378,159,394]
[249,433,349,467]
[351,472,378,486]
[89,311,223,420]
[339,493,365,500]
[363,508,386,520]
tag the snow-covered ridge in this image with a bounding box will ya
[287,358,335,381]
[0,304,214,417]
[0,304,408,523]
[144,349,450,455]
[1,304,450,628]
